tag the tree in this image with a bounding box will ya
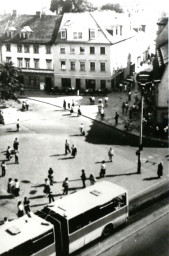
[50,0,97,14]
[0,61,20,99]
[101,3,123,13]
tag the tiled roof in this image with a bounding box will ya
[0,13,62,44]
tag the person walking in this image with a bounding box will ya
[25,100,29,111]
[100,108,104,120]
[157,162,163,178]
[7,178,14,194]
[63,99,66,110]
[92,96,95,105]
[65,140,71,155]
[104,96,109,107]
[114,112,119,125]
[46,189,55,203]
[80,123,84,135]
[125,102,129,114]
[14,179,20,197]
[81,169,87,188]
[128,91,131,101]
[24,197,31,215]
[62,177,69,195]
[6,146,11,161]
[77,105,82,116]
[48,168,54,185]
[44,178,50,194]
[16,119,20,132]
[13,138,19,151]
[89,174,96,185]
[17,201,24,217]
[15,151,19,164]
[100,161,106,178]
[108,147,114,162]
[71,145,77,158]
[1,160,7,177]
[122,102,125,114]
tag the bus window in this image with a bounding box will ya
[69,214,84,234]
[113,193,126,209]
[32,230,54,254]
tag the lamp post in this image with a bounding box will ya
[136,71,153,174]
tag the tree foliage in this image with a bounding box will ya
[50,0,97,14]
[101,3,123,13]
[0,61,20,91]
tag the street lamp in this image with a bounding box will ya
[136,71,153,174]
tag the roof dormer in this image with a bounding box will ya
[6,26,16,38]
[19,26,33,39]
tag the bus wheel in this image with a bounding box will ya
[102,224,113,238]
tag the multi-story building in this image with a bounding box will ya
[53,11,137,91]
[0,10,61,90]
[153,17,168,125]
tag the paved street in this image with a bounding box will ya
[0,96,168,222]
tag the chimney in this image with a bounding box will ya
[12,10,17,17]
[36,11,41,18]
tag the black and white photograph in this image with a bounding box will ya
[0,0,168,255]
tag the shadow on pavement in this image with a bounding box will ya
[29,195,44,199]
[106,172,137,177]
[29,190,37,195]
[0,195,13,199]
[50,154,65,157]
[58,157,73,160]
[21,180,31,183]
[31,184,44,188]
[30,203,46,208]
[143,177,159,181]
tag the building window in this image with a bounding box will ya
[60,47,65,54]
[46,46,51,54]
[24,45,30,53]
[7,31,14,38]
[116,27,118,35]
[6,57,12,63]
[61,61,66,70]
[90,29,95,39]
[17,44,22,53]
[17,58,23,68]
[100,47,105,55]
[90,47,95,54]
[80,62,85,71]
[34,59,39,69]
[90,62,95,71]
[6,44,11,52]
[70,46,75,54]
[80,47,85,54]
[25,58,30,68]
[73,32,82,39]
[46,59,52,69]
[101,80,106,89]
[61,30,66,39]
[33,45,39,54]
[70,61,75,71]
[100,62,105,71]
[29,77,40,87]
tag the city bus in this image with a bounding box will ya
[0,213,55,256]
[37,181,128,255]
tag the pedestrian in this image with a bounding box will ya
[1,160,7,177]
[157,162,163,178]
[114,112,119,125]
[98,98,102,104]
[68,102,71,109]
[44,178,50,194]
[89,96,92,104]
[119,83,123,92]
[25,100,29,111]
[108,147,114,162]
[46,189,55,203]
[24,197,31,215]
[89,174,96,185]
[122,102,125,114]
[13,138,19,151]
[72,99,75,107]
[128,91,131,101]
[104,96,109,107]
[100,161,106,178]
[100,108,104,120]
[81,169,87,188]
[6,146,11,161]
[125,102,129,114]
[48,167,54,185]
[92,96,95,105]
[14,179,20,197]
[20,85,25,95]
[62,177,69,195]
[22,101,26,111]
[16,119,20,132]
[80,123,85,135]
[77,105,82,116]
[63,99,66,110]
[71,145,77,158]
[3,217,9,225]
[7,178,14,194]
[17,201,24,217]
[15,151,19,164]
[65,139,71,155]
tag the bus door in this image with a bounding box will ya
[46,216,63,256]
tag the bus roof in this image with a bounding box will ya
[47,181,127,219]
[0,213,53,254]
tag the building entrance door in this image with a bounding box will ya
[76,79,81,90]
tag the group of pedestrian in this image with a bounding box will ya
[5,138,19,164]
[7,178,20,197]
[22,100,29,111]
[17,197,31,217]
